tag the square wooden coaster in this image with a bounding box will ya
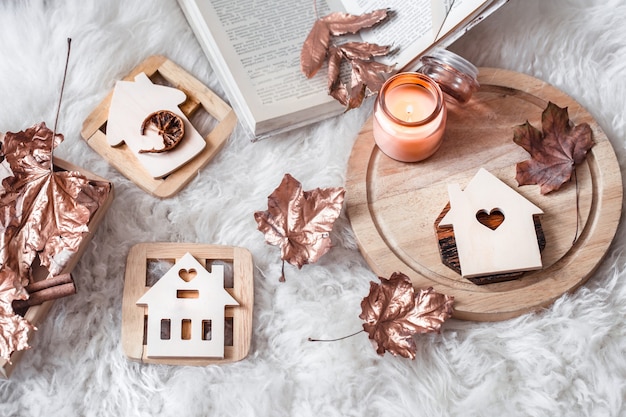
[81,55,237,198]
[121,243,254,365]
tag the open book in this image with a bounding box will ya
[177,0,508,140]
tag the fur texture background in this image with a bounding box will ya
[1,0,625,415]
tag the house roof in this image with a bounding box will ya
[107,72,186,147]
[438,168,544,278]
[136,252,239,308]
[440,168,543,227]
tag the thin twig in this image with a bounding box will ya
[51,38,72,172]
[279,259,286,282]
[572,167,580,245]
[308,329,364,342]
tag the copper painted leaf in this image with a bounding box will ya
[330,82,350,108]
[514,101,594,194]
[0,122,111,361]
[0,274,31,363]
[301,9,389,78]
[360,272,454,359]
[254,173,345,270]
[300,18,332,78]
[338,42,392,61]
[350,58,395,94]
[324,9,389,36]
[347,81,367,111]
[327,46,342,89]
[327,46,346,103]
[327,42,394,110]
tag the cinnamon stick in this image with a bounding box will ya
[12,273,76,311]
[24,273,73,293]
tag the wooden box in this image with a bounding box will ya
[0,159,114,378]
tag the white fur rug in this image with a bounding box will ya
[1,0,626,415]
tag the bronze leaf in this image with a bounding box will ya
[338,41,392,61]
[300,8,394,109]
[360,272,454,359]
[254,174,345,279]
[301,9,390,78]
[350,58,395,94]
[323,9,389,36]
[0,122,111,361]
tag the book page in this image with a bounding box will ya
[186,0,345,136]
[340,0,435,67]
[341,0,490,69]
[209,0,333,107]
[438,0,493,37]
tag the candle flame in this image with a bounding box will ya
[406,105,413,122]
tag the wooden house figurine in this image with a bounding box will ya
[106,72,206,179]
[136,252,239,358]
[439,168,544,279]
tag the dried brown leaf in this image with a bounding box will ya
[514,101,594,194]
[360,272,454,359]
[254,173,345,274]
[0,122,111,361]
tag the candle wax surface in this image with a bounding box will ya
[384,84,437,122]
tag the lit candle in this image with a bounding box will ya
[373,72,447,162]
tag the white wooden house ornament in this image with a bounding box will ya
[107,72,206,179]
[439,168,544,279]
[136,252,239,358]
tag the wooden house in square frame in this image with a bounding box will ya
[136,252,239,358]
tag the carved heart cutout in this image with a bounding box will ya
[476,209,505,230]
[178,268,197,282]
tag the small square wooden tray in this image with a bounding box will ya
[0,158,114,378]
[121,243,253,365]
[81,55,237,198]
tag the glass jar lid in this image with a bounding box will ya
[416,48,480,104]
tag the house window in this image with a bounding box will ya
[177,289,199,298]
[224,317,234,346]
[181,319,192,340]
[202,320,212,341]
[160,319,171,340]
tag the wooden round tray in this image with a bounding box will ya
[346,68,623,321]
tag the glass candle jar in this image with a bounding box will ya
[416,48,479,104]
[373,72,447,162]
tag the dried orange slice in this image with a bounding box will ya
[139,110,185,153]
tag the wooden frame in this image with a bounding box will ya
[81,55,237,198]
[121,243,253,365]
